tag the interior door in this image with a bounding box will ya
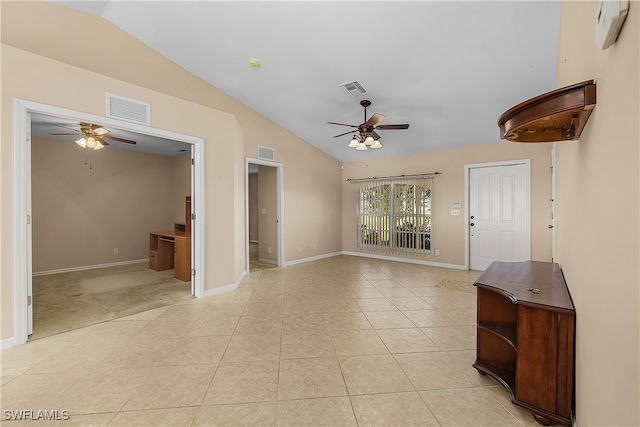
[26,113,33,335]
[469,163,530,270]
[190,144,195,296]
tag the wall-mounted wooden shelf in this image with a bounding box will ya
[498,80,596,143]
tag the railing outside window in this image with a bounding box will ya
[357,178,431,255]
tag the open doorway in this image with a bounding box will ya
[29,113,193,340]
[13,100,205,346]
[246,158,284,272]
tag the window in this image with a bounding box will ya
[357,178,432,254]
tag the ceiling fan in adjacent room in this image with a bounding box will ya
[48,122,137,150]
[48,121,137,169]
[328,100,409,150]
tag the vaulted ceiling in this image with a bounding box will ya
[49,1,561,162]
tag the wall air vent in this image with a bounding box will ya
[106,93,151,125]
[258,145,275,161]
[338,81,368,97]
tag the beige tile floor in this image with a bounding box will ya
[1,255,542,426]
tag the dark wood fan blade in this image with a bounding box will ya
[103,135,136,144]
[371,130,382,141]
[96,137,109,146]
[333,130,358,138]
[327,121,358,128]
[375,124,410,130]
[49,132,82,136]
[365,113,385,126]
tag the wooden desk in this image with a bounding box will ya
[473,261,575,426]
[149,230,191,281]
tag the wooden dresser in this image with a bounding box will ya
[472,261,575,426]
[149,196,191,282]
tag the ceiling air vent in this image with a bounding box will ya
[106,93,151,125]
[258,145,275,161]
[338,81,368,97]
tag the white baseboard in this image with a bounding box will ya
[341,251,466,270]
[249,240,259,243]
[283,251,343,267]
[33,259,149,276]
[257,258,278,265]
[203,270,247,298]
[1,337,16,350]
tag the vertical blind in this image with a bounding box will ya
[356,176,433,255]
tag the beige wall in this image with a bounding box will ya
[1,1,344,266]
[555,1,639,425]
[31,137,179,272]
[342,141,553,267]
[258,165,278,262]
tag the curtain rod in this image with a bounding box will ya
[345,172,441,183]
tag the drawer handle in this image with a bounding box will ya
[528,287,542,294]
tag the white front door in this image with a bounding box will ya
[469,163,530,271]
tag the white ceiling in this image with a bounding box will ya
[47,1,561,162]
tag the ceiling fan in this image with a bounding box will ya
[48,122,137,150]
[328,100,409,150]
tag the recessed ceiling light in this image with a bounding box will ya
[249,58,260,68]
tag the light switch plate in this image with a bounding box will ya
[451,209,461,216]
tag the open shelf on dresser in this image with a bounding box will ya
[473,261,575,426]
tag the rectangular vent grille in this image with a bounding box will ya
[258,146,275,161]
[106,93,151,125]
[338,81,368,97]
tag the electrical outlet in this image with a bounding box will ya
[434,249,440,256]
[313,244,317,250]
[268,247,272,254]
[298,246,302,253]
[113,248,119,255]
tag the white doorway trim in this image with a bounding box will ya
[13,99,205,346]
[245,157,284,271]
[463,159,531,270]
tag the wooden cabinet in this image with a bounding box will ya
[148,196,192,282]
[473,261,575,426]
[173,235,191,281]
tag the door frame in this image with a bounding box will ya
[464,159,531,270]
[13,99,205,346]
[245,157,284,271]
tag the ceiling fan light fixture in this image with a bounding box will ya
[85,136,97,148]
[328,99,409,153]
[94,142,105,150]
[75,137,86,148]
